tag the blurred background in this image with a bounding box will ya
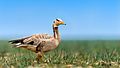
[0,0,120,40]
[1,0,120,67]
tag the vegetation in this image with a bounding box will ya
[0,40,120,68]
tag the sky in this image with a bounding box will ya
[0,0,120,39]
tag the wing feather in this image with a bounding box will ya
[9,34,53,47]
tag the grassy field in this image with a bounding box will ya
[0,40,120,68]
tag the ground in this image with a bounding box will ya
[0,40,120,68]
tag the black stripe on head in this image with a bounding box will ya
[56,19,59,21]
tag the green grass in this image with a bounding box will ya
[0,40,120,68]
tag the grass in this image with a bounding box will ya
[0,40,120,68]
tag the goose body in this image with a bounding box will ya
[9,18,65,62]
[9,34,59,52]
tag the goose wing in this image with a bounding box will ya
[9,34,53,47]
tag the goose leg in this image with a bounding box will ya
[36,51,43,63]
[36,43,44,63]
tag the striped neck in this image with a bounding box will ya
[53,25,61,42]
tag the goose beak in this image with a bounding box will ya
[63,24,66,25]
[61,24,66,25]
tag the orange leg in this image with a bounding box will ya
[36,51,44,63]
[36,43,44,63]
